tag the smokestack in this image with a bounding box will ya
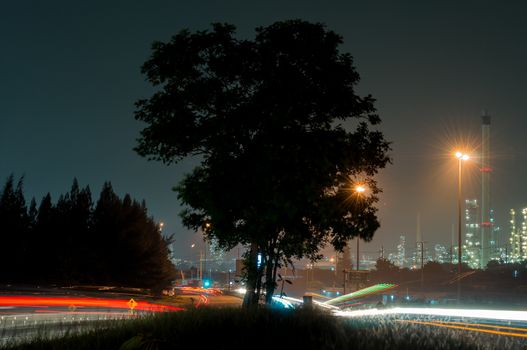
[480,111,492,268]
[416,212,421,243]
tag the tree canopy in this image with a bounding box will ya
[135,20,390,305]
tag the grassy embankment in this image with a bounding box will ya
[3,308,523,350]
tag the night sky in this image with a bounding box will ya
[2,0,527,259]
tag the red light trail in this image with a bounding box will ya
[0,296,183,312]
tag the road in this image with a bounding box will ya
[0,286,242,346]
[335,306,527,339]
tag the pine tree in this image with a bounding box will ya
[0,175,29,281]
[33,193,55,281]
[91,182,121,284]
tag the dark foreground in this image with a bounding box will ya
[2,308,524,350]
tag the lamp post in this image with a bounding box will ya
[455,152,469,275]
[203,222,211,282]
[190,243,200,281]
[354,184,366,272]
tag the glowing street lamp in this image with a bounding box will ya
[354,185,366,194]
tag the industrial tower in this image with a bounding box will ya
[480,112,492,268]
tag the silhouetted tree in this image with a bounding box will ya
[0,177,175,289]
[27,198,37,230]
[91,183,176,288]
[135,20,390,305]
[32,193,55,281]
[67,180,93,280]
[91,182,122,283]
[0,175,29,281]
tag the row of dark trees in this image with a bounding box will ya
[0,175,176,290]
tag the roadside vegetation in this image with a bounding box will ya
[3,308,522,350]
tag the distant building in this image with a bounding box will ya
[464,199,480,269]
[433,244,449,263]
[509,209,523,262]
[395,235,406,268]
[522,209,527,260]
[489,209,500,261]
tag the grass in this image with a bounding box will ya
[2,308,524,350]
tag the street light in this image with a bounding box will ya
[353,184,367,272]
[354,185,366,194]
[190,243,201,281]
[202,222,212,282]
[455,151,470,276]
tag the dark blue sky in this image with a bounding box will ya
[1,0,526,258]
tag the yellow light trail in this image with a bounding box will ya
[435,320,527,333]
[398,320,527,338]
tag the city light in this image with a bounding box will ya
[455,151,470,161]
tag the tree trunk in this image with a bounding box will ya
[272,254,280,294]
[242,243,259,307]
[265,254,275,304]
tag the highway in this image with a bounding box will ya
[334,306,527,341]
[0,294,182,346]
[6,285,526,346]
[0,287,241,346]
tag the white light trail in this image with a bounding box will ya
[334,307,527,322]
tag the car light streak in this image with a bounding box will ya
[194,295,209,307]
[177,287,222,295]
[399,320,527,338]
[334,307,527,322]
[324,284,397,306]
[305,293,331,300]
[33,310,133,316]
[271,296,294,309]
[0,296,183,312]
[281,296,303,304]
[429,320,527,333]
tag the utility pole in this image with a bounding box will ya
[199,250,203,281]
[343,269,348,295]
[380,245,385,259]
[356,238,360,271]
[451,223,455,265]
[421,242,424,270]
[417,241,425,290]
[204,240,208,280]
[306,264,310,290]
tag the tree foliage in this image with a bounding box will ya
[135,20,391,304]
[0,175,176,290]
